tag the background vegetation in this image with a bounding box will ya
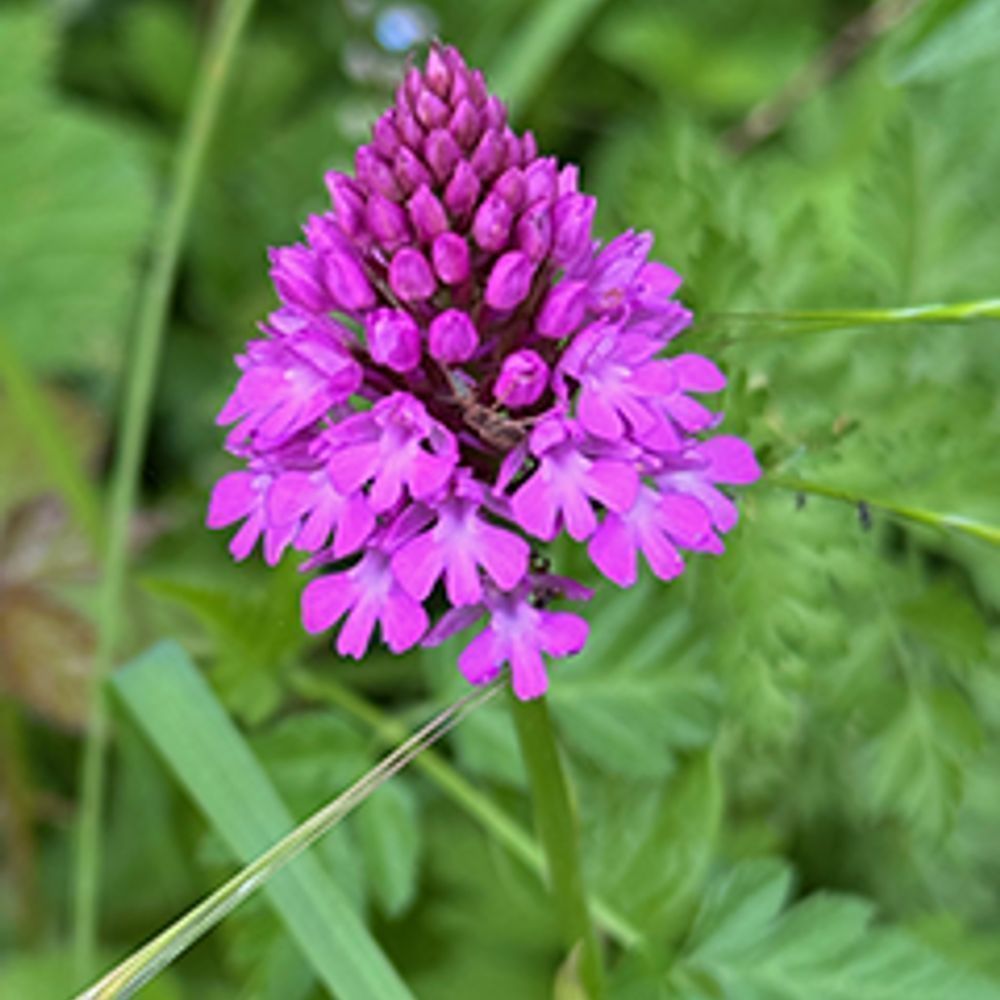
[1,0,999,997]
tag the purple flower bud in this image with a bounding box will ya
[325,172,365,239]
[465,68,488,108]
[483,96,507,131]
[365,193,410,249]
[355,146,401,201]
[323,251,375,311]
[269,245,330,313]
[424,45,452,97]
[536,279,588,338]
[524,158,557,203]
[403,66,422,107]
[396,107,424,149]
[485,251,536,310]
[393,147,432,196]
[415,88,449,130]
[367,308,422,372]
[424,128,462,183]
[471,129,505,181]
[502,128,523,168]
[552,193,596,267]
[558,164,579,195]
[449,98,481,149]
[473,193,513,252]
[444,160,481,219]
[432,233,471,285]
[372,114,400,158]
[408,185,448,242]
[521,131,538,162]
[428,308,479,364]
[389,248,436,302]
[493,167,525,210]
[516,199,553,261]
[494,349,549,408]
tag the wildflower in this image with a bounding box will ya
[208,44,759,698]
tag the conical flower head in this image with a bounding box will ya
[208,44,759,699]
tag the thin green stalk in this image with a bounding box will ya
[767,475,1000,546]
[72,0,257,975]
[489,0,609,115]
[76,682,499,1000]
[510,693,605,998]
[702,297,1000,345]
[0,331,103,550]
[291,671,643,950]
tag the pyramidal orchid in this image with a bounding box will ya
[207,44,759,699]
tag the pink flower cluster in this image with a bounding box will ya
[207,45,759,699]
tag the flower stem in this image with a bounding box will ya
[71,0,256,977]
[291,670,643,950]
[510,692,605,998]
[701,297,1000,345]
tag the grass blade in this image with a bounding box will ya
[73,0,257,972]
[86,641,497,998]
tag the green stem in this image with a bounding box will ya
[489,0,609,116]
[72,0,256,976]
[767,475,1000,546]
[701,297,1000,344]
[76,683,497,1000]
[510,693,605,998]
[291,671,642,950]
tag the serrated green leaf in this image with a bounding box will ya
[861,687,982,837]
[672,859,1000,999]
[890,0,1000,84]
[0,7,154,374]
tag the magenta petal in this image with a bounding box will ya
[444,549,482,606]
[207,472,257,528]
[640,529,685,582]
[659,493,713,547]
[302,575,355,634]
[587,514,637,587]
[578,386,624,440]
[408,450,454,499]
[381,590,429,652]
[459,628,503,685]
[329,442,380,494]
[561,486,597,541]
[337,600,379,659]
[391,534,443,600]
[267,471,313,524]
[702,436,761,484]
[510,643,549,701]
[585,460,639,513]
[540,611,589,658]
[672,354,726,393]
[333,494,376,557]
[477,524,529,591]
[511,470,558,540]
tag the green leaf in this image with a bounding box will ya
[671,859,1000,999]
[0,7,154,373]
[111,640,412,1000]
[890,0,1000,84]
[591,751,723,943]
[860,688,982,837]
[356,781,422,918]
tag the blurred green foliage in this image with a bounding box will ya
[1,0,999,997]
